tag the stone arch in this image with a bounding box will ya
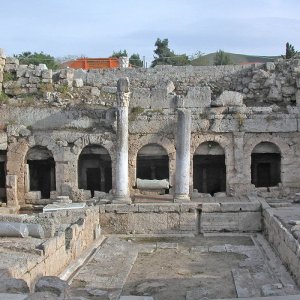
[70,134,116,194]
[78,144,112,196]
[136,143,169,182]
[191,133,233,194]
[250,142,281,188]
[129,135,176,189]
[244,134,292,186]
[26,146,56,198]
[193,141,226,195]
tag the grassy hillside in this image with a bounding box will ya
[191,52,279,66]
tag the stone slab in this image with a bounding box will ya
[214,296,300,300]
[43,203,86,212]
[231,268,260,298]
[120,297,154,300]
[71,237,139,299]
[0,294,27,300]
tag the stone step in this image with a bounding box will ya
[25,198,53,205]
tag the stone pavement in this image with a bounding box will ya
[69,236,139,300]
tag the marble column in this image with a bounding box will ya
[174,101,192,202]
[113,78,131,203]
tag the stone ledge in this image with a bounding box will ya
[101,203,199,213]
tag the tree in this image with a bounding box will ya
[129,53,143,67]
[151,38,190,67]
[285,42,297,59]
[110,50,128,58]
[14,51,59,70]
[214,50,232,65]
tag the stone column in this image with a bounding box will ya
[230,132,250,195]
[6,175,18,208]
[113,78,131,203]
[174,98,191,202]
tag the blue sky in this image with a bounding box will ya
[1,0,300,62]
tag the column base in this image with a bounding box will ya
[112,195,132,204]
[174,194,190,202]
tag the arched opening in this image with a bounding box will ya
[251,142,281,187]
[193,141,226,195]
[0,150,7,203]
[78,145,112,197]
[136,144,169,181]
[26,146,56,198]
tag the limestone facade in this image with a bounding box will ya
[0,49,300,207]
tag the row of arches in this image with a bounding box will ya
[10,140,281,199]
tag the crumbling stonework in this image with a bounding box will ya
[0,49,300,206]
[1,46,300,298]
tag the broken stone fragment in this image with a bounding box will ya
[117,77,130,93]
[268,86,282,101]
[0,277,29,294]
[34,276,70,298]
[0,222,29,238]
[73,78,83,88]
[213,91,244,107]
[136,178,169,189]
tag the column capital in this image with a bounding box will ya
[117,77,131,107]
[117,92,131,107]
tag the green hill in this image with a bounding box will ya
[191,52,279,66]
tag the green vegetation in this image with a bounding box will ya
[21,95,35,105]
[214,50,232,65]
[39,83,54,94]
[130,106,144,121]
[13,51,59,70]
[151,38,190,67]
[57,84,71,96]
[0,92,9,104]
[3,71,16,82]
[284,42,298,59]
[236,113,246,127]
[110,50,128,58]
[129,53,143,67]
[111,50,144,67]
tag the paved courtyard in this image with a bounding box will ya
[69,234,300,300]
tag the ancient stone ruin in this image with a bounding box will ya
[0,47,300,299]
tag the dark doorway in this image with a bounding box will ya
[0,162,5,188]
[86,168,101,197]
[0,150,6,202]
[251,153,281,187]
[193,155,226,195]
[26,147,56,199]
[28,158,55,198]
[78,145,112,195]
[137,144,169,180]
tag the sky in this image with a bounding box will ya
[1,0,300,63]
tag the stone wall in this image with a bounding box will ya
[0,206,100,287]
[1,54,300,109]
[99,200,262,235]
[1,48,300,206]
[99,203,198,234]
[262,200,300,285]
[0,49,5,92]
[200,199,262,232]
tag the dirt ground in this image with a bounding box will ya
[121,236,252,300]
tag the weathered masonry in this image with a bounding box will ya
[0,48,300,207]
